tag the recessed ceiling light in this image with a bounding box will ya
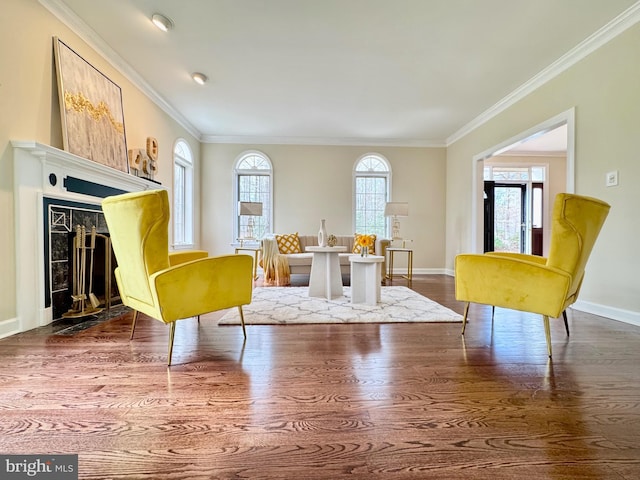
[192,72,208,85]
[151,13,173,32]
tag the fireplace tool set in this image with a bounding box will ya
[63,225,104,318]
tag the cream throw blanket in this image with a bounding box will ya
[261,237,291,286]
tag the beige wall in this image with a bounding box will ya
[201,143,447,271]
[446,23,640,315]
[0,0,200,322]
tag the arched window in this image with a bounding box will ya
[234,151,273,242]
[353,154,391,237]
[173,139,194,247]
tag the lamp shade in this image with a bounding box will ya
[238,201,263,216]
[384,202,409,217]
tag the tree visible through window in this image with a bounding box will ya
[173,140,193,246]
[235,151,272,241]
[354,154,390,237]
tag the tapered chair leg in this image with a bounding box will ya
[562,310,570,336]
[543,315,553,358]
[461,303,470,335]
[238,306,247,339]
[491,306,495,323]
[130,310,139,340]
[167,322,177,366]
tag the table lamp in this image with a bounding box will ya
[238,201,263,241]
[384,202,409,242]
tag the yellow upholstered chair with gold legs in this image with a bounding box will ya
[102,189,253,366]
[455,193,610,358]
[125,248,208,340]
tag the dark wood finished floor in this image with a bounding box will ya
[1,275,640,479]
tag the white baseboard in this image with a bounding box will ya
[572,300,640,327]
[0,317,20,339]
[393,268,449,275]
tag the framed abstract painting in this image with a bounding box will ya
[54,37,128,173]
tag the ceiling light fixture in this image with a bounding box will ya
[151,13,173,32]
[192,72,208,85]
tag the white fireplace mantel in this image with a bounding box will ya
[9,141,162,337]
[12,140,158,196]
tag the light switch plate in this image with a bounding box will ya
[606,170,619,187]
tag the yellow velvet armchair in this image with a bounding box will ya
[455,193,610,358]
[102,189,254,366]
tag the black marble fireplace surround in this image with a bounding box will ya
[44,197,120,320]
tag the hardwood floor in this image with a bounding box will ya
[1,275,640,479]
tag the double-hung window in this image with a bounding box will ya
[234,151,272,242]
[353,154,391,237]
[173,140,194,247]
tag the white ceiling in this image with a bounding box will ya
[47,0,639,146]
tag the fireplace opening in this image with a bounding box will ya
[45,198,121,321]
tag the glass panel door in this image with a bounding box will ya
[493,183,526,253]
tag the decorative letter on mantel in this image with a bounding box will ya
[128,137,159,181]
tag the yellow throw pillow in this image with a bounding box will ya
[276,232,302,254]
[352,233,376,255]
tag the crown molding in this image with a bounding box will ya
[446,1,640,146]
[201,134,446,148]
[39,0,202,141]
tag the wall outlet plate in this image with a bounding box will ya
[606,170,619,187]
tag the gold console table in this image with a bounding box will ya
[386,247,413,285]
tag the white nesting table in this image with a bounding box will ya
[349,255,384,305]
[307,246,347,300]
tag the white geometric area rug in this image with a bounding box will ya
[218,286,462,325]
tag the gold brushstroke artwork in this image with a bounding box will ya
[54,37,128,173]
[64,92,125,134]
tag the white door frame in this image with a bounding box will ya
[470,108,575,253]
